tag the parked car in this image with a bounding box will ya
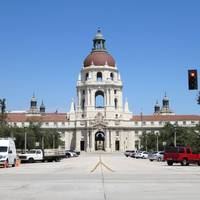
[18,149,65,163]
[135,151,142,159]
[135,151,148,159]
[140,151,149,159]
[148,151,164,161]
[0,138,17,167]
[164,146,200,166]
[124,150,135,157]
[65,150,78,158]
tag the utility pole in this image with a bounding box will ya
[24,131,27,153]
[156,132,159,152]
[174,127,177,147]
[53,134,55,149]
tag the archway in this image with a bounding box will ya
[95,131,105,150]
[95,91,104,108]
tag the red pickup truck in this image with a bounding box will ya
[164,146,200,166]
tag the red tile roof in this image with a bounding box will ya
[7,113,69,122]
[132,115,200,121]
[6,113,200,123]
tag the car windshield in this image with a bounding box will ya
[27,150,36,154]
[165,146,178,153]
[0,146,8,152]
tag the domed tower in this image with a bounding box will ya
[160,93,174,115]
[29,94,38,114]
[40,100,45,114]
[76,29,123,119]
[154,100,160,114]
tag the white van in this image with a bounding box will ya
[0,138,17,167]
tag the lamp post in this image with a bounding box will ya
[24,128,27,153]
[156,132,159,152]
[174,128,176,147]
[174,122,177,147]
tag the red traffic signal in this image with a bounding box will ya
[188,70,198,90]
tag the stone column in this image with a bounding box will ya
[86,131,90,152]
[120,131,124,152]
[75,130,80,151]
[64,131,69,150]
[105,130,110,152]
[91,131,95,152]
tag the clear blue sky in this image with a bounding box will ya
[0,0,200,115]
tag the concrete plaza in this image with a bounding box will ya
[0,153,200,200]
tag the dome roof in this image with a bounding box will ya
[83,29,116,68]
[84,51,115,67]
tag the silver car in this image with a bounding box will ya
[148,151,164,161]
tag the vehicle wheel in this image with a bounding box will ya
[126,155,128,157]
[28,158,35,163]
[167,161,173,166]
[12,159,16,167]
[149,159,153,162]
[181,159,188,166]
[198,161,200,166]
[157,157,161,162]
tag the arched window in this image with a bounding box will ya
[97,72,102,82]
[82,99,85,110]
[95,91,104,108]
[85,73,89,81]
[114,98,118,109]
[110,73,114,80]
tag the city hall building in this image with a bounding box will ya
[6,30,200,152]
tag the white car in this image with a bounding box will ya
[0,138,17,167]
[135,151,148,159]
[140,151,149,159]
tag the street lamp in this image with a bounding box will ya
[23,127,27,153]
[174,122,177,147]
[155,131,159,152]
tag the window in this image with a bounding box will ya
[186,148,191,154]
[110,73,114,80]
[82,90,85,95]
[82,99,85,110]
[183,121,186,125]
[97,72,102,81]
[114,89,117,94]
[45,122,49,126]
[151,121,154,125]
[95,91,104,108]
[178,147,184,153]
[114,98,118,109]
[135,121,138,125]
[85,73,89,81]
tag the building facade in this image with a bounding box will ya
[6,30,200,152]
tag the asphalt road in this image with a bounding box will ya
[0,152,200,200]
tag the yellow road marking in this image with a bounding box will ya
[90,154,114,173]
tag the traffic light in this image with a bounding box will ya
[188,69,198,90]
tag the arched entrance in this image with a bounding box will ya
[95,131,105,150]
